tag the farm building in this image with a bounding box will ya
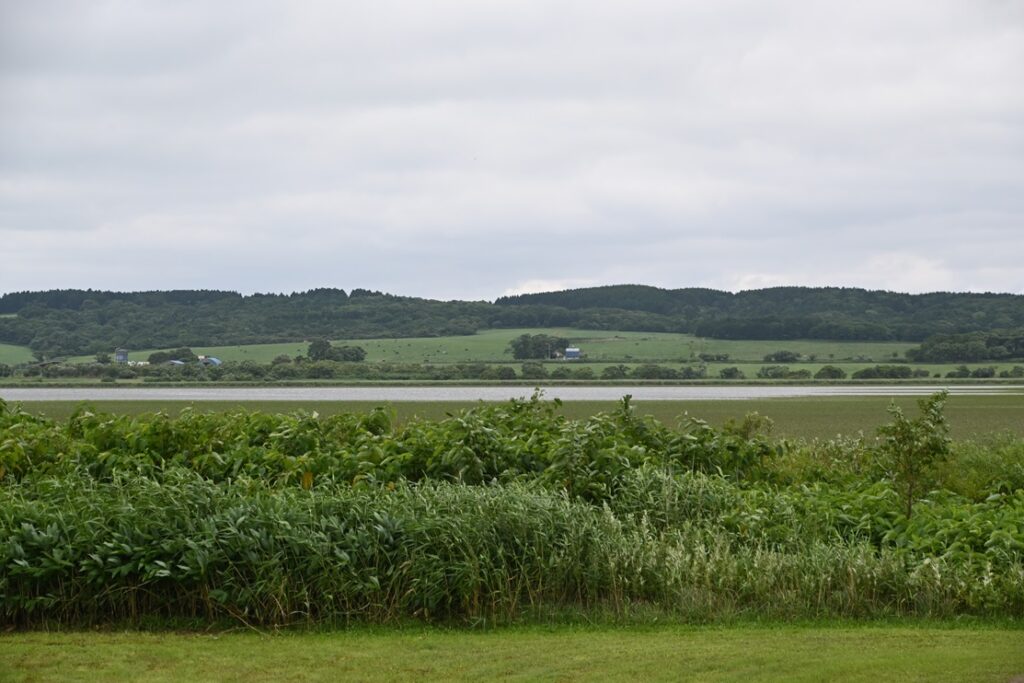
[564,347,581,360]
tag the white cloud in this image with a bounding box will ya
[717,253,954,295]
[1,0,1022,299]
[503,279,600,297]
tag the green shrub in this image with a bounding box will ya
[2,393,1022,627]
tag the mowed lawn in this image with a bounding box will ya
[13,394,1024,439]
[67,329,920,365]
[3,625,1022,682]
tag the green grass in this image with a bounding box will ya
[3,625,1022,682]
[321,329,919,365]
[0,343,33,365]
[14,394,1024,439]
[670,336,916,364]
[57,328,1023,380]
[66,329,921,365]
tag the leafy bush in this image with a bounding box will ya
[632,364,679,380]
[520,362,548,379]
[679,366,706,380]
[852,365,914,379]
[757,366,810,380]
[876,391,951,519]
[764,350,800,363]
[814,365,847,380]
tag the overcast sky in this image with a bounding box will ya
[1,1,1022,301]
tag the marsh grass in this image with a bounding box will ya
[1,395,1022,628]
[4,470,1022,628]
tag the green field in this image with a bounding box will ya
[3,625,1022,682]
[68,329,919,365]
[14,394,1024,440]
[0,343,33,365]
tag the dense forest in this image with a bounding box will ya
[0,285,1022,358]
[498,285,1024,341]
[905,329,1024,362]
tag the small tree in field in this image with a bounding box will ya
[307,339,332,361]
[507,334,570,360]
[877,391,950,519]
[814,365,846,379]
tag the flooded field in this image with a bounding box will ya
[2,384,1021,402]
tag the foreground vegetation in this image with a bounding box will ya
[5,625,1024,682]
[2,392,1022,629]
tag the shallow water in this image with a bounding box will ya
[1,384,1021,402]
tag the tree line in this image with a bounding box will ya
[498,285,1024,342]
[905,329,1024,362]
[1,285,1022,358]
[10,357,1021,383]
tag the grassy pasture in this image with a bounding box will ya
[323,330,918,364]
[599,333,916,364]
[14,394,1024,440]
[3,625,1023,682]
[67,329,919,365]
[0,343,33,365]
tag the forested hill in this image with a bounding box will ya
[1,285,1022,357]
[497,285,1024,341]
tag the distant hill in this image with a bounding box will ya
[497,285,1024,341]
[1,285,1022,358]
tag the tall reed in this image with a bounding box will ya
[3,469,1021,627]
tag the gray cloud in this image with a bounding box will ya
[2,0,1022,299]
